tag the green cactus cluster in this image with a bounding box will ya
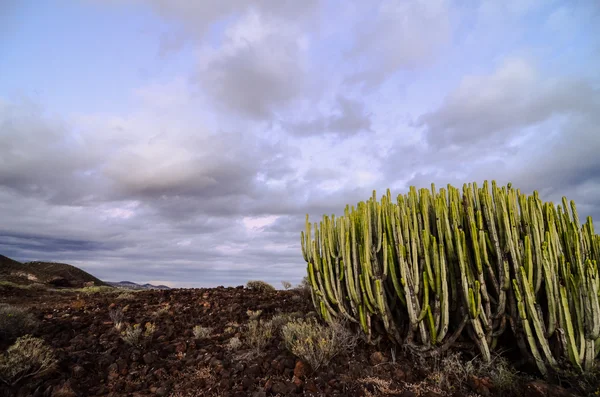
[301,181,600,375]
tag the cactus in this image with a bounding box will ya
[300,181,600,375]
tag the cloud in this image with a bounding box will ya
[286,95,372,136]
[345,0,452,89]
[417,58,599,148]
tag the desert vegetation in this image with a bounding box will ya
[301,181,600,381]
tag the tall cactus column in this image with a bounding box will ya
[300,180,600,374]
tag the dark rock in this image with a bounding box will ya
[271,381,295,394]
[525,381,579,397]
[72,365,85,379]
[155,386,169,396]
[369,351,387,365]
[294,360,308,378]
[399,391,417,397]
[468,375,492,396]
[242,377,254,390]
[246,364,261,377]
[143,352,157,365]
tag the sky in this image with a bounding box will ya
[0,0,599,288]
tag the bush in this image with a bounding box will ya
[76,286,115,295]
[109,307,124,331]
[226,337,242,351]
[246,309,262,320]
[121,322,155,347]
[245,319,274,353]
[281,281,292,290]
[282,318,358,371]
[0,304,38,340]
[0,335,56,387]
[192,325,212,340]
[425,352,519,395]
[246,280,276,293]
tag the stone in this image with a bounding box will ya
[369,351,387,366]
[525,381,578,397]
[399,391,417,397]
[468,375,492,396]
[71,365,85,379]
[143,352,157,365]
[271,381,294,394]
[294,360,308,378]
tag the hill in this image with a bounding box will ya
[106,280,170,290]
[0,254,106,288]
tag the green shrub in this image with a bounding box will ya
[0,335,56,387]
[281,318,358,371]
[0,304,38,340]
[246,280,276,292]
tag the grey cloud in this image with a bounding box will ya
[417,59,600,148]
[0,100,104,204]
[196,30,306,120]
[345,0,451,90]
[287,96,372,137]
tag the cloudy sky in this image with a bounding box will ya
[1,0,599,288]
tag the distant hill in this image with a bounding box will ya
[106,281,171,290]
[0,254,107,288]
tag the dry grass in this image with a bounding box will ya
[424,352,519,395]
[0,335,57,387]
[281,318,358,371]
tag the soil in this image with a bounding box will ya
[0,286,592,397]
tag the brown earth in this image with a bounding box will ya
[0,286,592,397]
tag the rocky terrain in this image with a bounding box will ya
[1,283,596,397]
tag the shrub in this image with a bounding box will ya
[0,304,38,340]
[0,335,57,387]
[281,281,292,290]
[245,319,274,353]
[246,280,276,293]
[426,352,519,394]
[109,307,124,331]
[121,322,155,347]
[76,286,115,295]
[116,292,135,301]
[193,325,212,340]
[246,309,262,320]
[281,318,358,371]
[270,312,294,330]
[226,337,242,351]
